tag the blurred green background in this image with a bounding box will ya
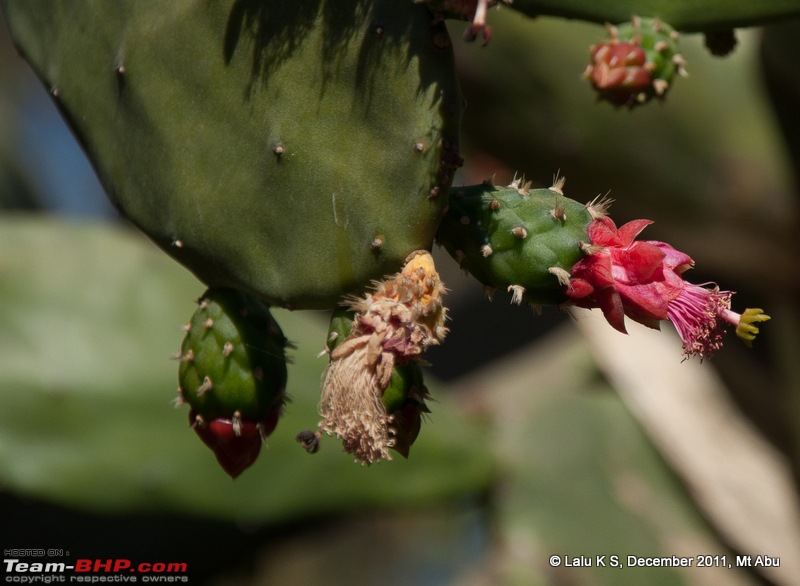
[2,5,799,585]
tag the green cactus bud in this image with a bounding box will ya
[177,289,288,477]
[437,177,596,306]
[583,17,685,107]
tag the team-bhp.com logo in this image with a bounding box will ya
[4,558,188,583]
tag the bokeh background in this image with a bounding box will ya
[2,5,799,585]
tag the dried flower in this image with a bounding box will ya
[319,251,448,464]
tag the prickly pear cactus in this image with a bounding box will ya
[436,177,595,306]
[176,288,289,477]
[0,0,462,309]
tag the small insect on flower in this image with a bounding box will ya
[296,429,322,454]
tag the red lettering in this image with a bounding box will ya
[113,559,132,572]
[75,559,92,572]
[94,559,113,572]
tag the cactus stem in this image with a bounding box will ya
[481,244,493,257]
[222,341,234,357]
[548,266,572,286]
[508,284,525,304]
[511,226,528,239]
[196,375,213,396]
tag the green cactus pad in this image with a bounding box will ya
[1,0,462,309]
[437,180,593,306]
[178,289,288,422]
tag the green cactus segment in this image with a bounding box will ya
[585,17,684,108]
[504,0,800,32]
[326,308,430,458]
[178,289,288,422]
[437,180,593,306]
[1,0,462,309]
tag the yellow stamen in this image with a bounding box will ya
[736,308,770,347]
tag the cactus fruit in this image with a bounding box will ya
[176,289,289,477]
[318,252,446,464]
[0,0,462,309]
[436,176,597,307]
[583,17,686,107]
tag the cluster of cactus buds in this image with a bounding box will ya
[175,289,289,477]
[584,16,687,107]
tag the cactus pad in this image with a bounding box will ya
[177,288,289,477]
[437,178,594,306]
[1,0,462,309]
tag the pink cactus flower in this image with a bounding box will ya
[565,216,769,359]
